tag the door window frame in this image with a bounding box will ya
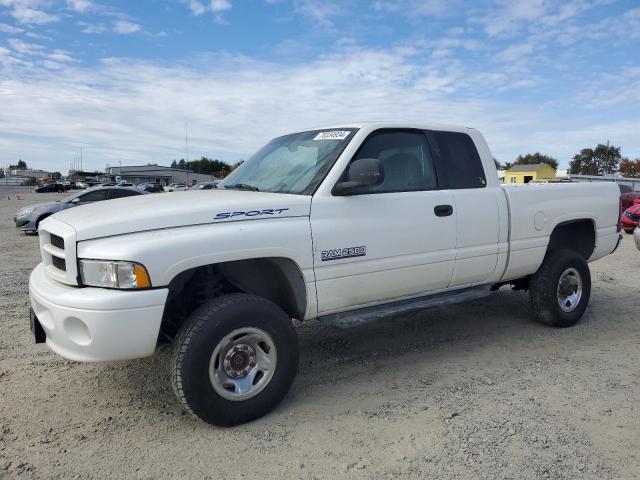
[331,128,446,196]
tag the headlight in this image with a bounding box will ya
[79,260,151,289]
[18,206,36,216]
[624,211,632,218]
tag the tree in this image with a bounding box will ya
[513,152,558,170]
[619,158,640,178]
[493,158,501,170]
[170,160,178,168]
[230,160,244,172]
[569,144,621,176]
[51,171,62,180]
[9,159,27,170]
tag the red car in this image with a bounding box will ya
[620,204,640,233]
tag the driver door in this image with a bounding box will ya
[310,129,457,315]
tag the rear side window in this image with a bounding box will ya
[77,190,108,202]
[431,131,486,189]
[108,189,140,199]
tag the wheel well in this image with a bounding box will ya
[547,219,595,260]
[159,257,306,341]
[36,213,51,228]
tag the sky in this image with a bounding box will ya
[0,0,639,174]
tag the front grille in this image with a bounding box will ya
[631,214,640,221]
[50,234,65,250]
[51,256,66,271]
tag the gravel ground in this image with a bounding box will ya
[1,191,639,480]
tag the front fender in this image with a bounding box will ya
[76,217,316,314]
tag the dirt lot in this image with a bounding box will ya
[1,190,639,480]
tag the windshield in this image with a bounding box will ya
[218,128,357,195]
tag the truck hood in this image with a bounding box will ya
[51,190,312,241]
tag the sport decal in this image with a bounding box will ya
[321,246,366,261]
[214,208,289,220]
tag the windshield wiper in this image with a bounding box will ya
[223,183,260,192]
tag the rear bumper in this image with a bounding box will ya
[29,263,169,362]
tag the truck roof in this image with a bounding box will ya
[304,121,477,134]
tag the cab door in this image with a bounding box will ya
[310,129,457,315]
[426,130,501,287]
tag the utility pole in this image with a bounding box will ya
[80,147,83,172]
[185,121,189,163]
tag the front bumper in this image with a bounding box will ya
[14,215,36,231]
[620,217,639,231]
[29,263,169,362]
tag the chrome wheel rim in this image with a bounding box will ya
[209,327,277,401]
[557,267,583,313]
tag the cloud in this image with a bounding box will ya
[1,44,638,174]
[0,22,24,33]
[112,20,141,34]
[294,0,341,27]
[372,0,457,18]
[210,0,231,12]
[185,0,231,16]
[0,0,59,24]
[66,0,94,13]
[79,21,106,33]
[8,37,44,55]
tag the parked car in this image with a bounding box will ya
[188,182,217,191]
[28,122,621,426]
[620,204,640,233]
[34,182,65,193]
[14,187,145,234]
[139,183,164,193]
[165,183,187,192]
[619,185,640,211]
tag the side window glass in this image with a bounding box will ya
[432,131,486,189]
[108,189,138,199]
[351,131,438,193]
[78,190,108,202]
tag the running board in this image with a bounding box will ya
[318,286,493,328]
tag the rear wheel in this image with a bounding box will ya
[171,293,298,426]
[529,249,591,327]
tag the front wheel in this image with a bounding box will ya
[529,249,591,327]
[171,293,299,426]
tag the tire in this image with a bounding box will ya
[624,229,634,234]
[171,293,299,426]
[529,249,591,327]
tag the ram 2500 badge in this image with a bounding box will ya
[29,122,622,426]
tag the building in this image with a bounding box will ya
[68,170,104,182]
[10,169,50,180]
[505,163,556,185]
[105,165,220,186]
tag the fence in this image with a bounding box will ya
[567,174,640,191]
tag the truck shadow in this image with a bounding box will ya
[116,287,612,422]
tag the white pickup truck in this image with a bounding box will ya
[29,122,621,426]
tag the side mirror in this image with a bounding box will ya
[333,158,384,196]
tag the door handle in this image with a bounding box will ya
[434,204,453,217]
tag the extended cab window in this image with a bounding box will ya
[350,131,438,194]
[431,131,486,189]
